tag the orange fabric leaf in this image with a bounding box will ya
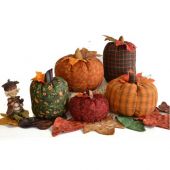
[68,57,80,65]
[137,76,155,84]
[120,74,129,82]
[120,72,155,84]
[32,72,45,83]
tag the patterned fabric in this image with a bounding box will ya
[105,75,158,117]
[30,77,69,120]
[55,56,104,92]
[103,42,136,82]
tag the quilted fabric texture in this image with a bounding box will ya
[55,56,104,92]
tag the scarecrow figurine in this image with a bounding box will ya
[2,79,29,121]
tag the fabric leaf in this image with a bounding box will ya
[52,117,84,136]
[116,115,145,132]
[0,116,18,126]
[103,35,116,42]
[104,35,136,52]
[32,72,45,83]
[83,115,124,135]
[157,102,170,114]
[137,109,170,129]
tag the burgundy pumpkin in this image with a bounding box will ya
[69,91,109,122]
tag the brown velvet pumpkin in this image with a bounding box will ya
[55,48,104,92]
[105,72,158,117]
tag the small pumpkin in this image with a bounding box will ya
[30,69,69,120]
[55,48,104,92]
[69,90,109,122]
[105,72,158,117]
[103,35,136,82]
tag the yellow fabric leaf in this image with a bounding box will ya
[0,116,18,126]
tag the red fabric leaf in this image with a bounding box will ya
[126,42,136,52]
[138,110,170,129]
[115,40,136,52]
[104,35,136,52]
[136,73,142,78]
[115,40,124,46]
[52,117,84,136]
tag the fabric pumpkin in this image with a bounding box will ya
[69,91,109,122]
[30,69,69,120]
[103,35,136,82]
[105,72,158,117]
[55,48,104,92]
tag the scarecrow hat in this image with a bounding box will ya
[2,79,19,91]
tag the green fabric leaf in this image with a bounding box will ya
[116,115,145,132]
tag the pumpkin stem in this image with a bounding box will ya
[75,48,83,60]
[119,36,124,43]
[86,89,93,99]
[129,71,136,84]
[45,69,53,83]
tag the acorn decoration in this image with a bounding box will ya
[69,90,109,122]
[105,72,158,117]
[55,48,104,92]
[30,69,69,120]
[103,35,136,82]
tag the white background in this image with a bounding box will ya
[0,0,170,170]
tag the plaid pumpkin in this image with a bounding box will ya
[103,36,136,82]
[105,73,158,117]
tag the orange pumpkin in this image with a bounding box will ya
[105,72,158,117]
[55,48,104,92]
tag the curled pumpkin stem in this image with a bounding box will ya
[86,89,93,99]
[129,72,136,84]
[119,36,124,43]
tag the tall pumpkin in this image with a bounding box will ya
[55,48,104,92]
[103,35,136,82]
[30,69,69,120]
[105,72,158,117]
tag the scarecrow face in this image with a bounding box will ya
[5,88,19,97]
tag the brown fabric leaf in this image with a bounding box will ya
[18,118,53,130]
[83,115,124,135]
[157,102,170,114]
[103,35,116,42]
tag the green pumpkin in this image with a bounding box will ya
[30,72,69,120]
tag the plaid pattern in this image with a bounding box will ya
[103,42,136,82]
[105,77,158,117]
